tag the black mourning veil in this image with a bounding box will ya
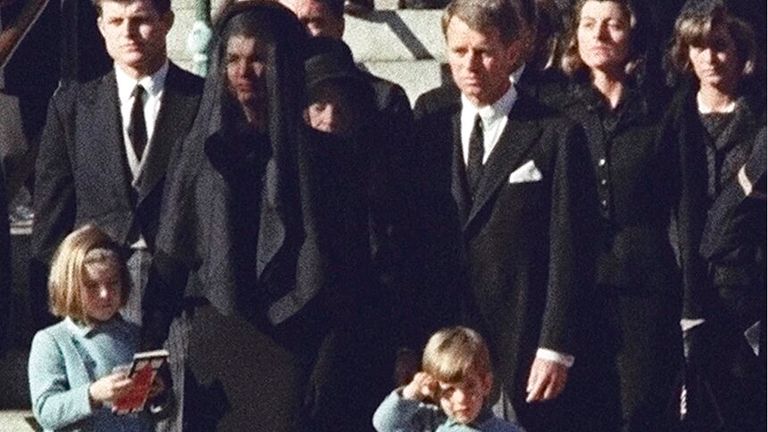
[149,1,335,325]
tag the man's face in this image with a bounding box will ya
[280,0,344,38]
[445,16,518,107]
[97,0,173,78]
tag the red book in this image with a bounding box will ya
[113,349,169,415]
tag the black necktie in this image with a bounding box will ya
[467,114,484,195]
[129,84,147,160]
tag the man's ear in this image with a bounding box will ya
[506,40,523,69]
[162,10,175,31]
[97,16,106,39]
[482,371,494,396]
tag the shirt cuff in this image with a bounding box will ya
[535,348,575,368]
[680,318,706,331]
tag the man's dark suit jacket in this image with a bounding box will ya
[30,63,203,325]
[413,86,593,430]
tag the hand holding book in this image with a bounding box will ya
[112,349,170,415]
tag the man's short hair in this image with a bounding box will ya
[441,0,523,45]
[422,326,493,383]
[92,0,172,16]
[48,224,131,324]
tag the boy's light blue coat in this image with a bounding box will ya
[373,389,523,432]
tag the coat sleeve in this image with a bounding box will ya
[539,121,594,355]
[30,87,76,264]
[29,87,77,327]
[372,390,444,432]
[28,329,94,430]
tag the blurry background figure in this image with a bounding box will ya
[662,1,765,431]
[555,0,683,431]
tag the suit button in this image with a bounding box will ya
[598,158,606,167]
[600,199,608,208]
[600,179,608,186]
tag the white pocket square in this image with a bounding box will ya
[508,160,542,183]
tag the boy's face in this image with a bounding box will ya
[437,370,493,424]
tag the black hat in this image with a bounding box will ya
[304,37,366,90]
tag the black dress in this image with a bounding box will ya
[556,79,682,432]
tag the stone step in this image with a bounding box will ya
[361,59,448,105]
[344,10,445,62]
[0,411,38,432]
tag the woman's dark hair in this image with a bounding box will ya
[666,4,756,84]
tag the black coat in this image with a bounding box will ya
[413,87,593,431]
[30,63,203,326]
[662,82,764,322]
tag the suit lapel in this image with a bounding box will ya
[83,72,133,209]
[450,110,471,224]
[465,98,541,228]
[134,64,196,203]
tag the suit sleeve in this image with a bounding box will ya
[30,87,77,328]
[539,122,593,355]
[28,329,94,430]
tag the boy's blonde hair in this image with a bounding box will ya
[422,326,492,383]
[48,224,130,323]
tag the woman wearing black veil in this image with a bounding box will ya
[141,2,372,431]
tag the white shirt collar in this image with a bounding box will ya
[510,63,526,86]
[459,84,518,164]
[460,82,517,126]
[115,60,169,103]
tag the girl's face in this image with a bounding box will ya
[225,34,268,110]
[577,0,631,74]
[81,260,123,323]
[688,24,741,92]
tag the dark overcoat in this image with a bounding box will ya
[413,87,593,431]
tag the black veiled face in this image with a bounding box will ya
[225,34,269,112]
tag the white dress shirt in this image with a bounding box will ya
[460,83,517,165]
[115,61,168,179]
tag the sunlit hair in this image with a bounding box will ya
[422,326,493,383]
[666,5,756,81]
[441,0,523,45]
[91,0,172,15]
[560,0,643,77]
[48,225,130,324]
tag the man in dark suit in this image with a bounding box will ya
[31,0,203,328]
[413,0,592,430]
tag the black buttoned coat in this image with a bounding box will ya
[554,79,683,431]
